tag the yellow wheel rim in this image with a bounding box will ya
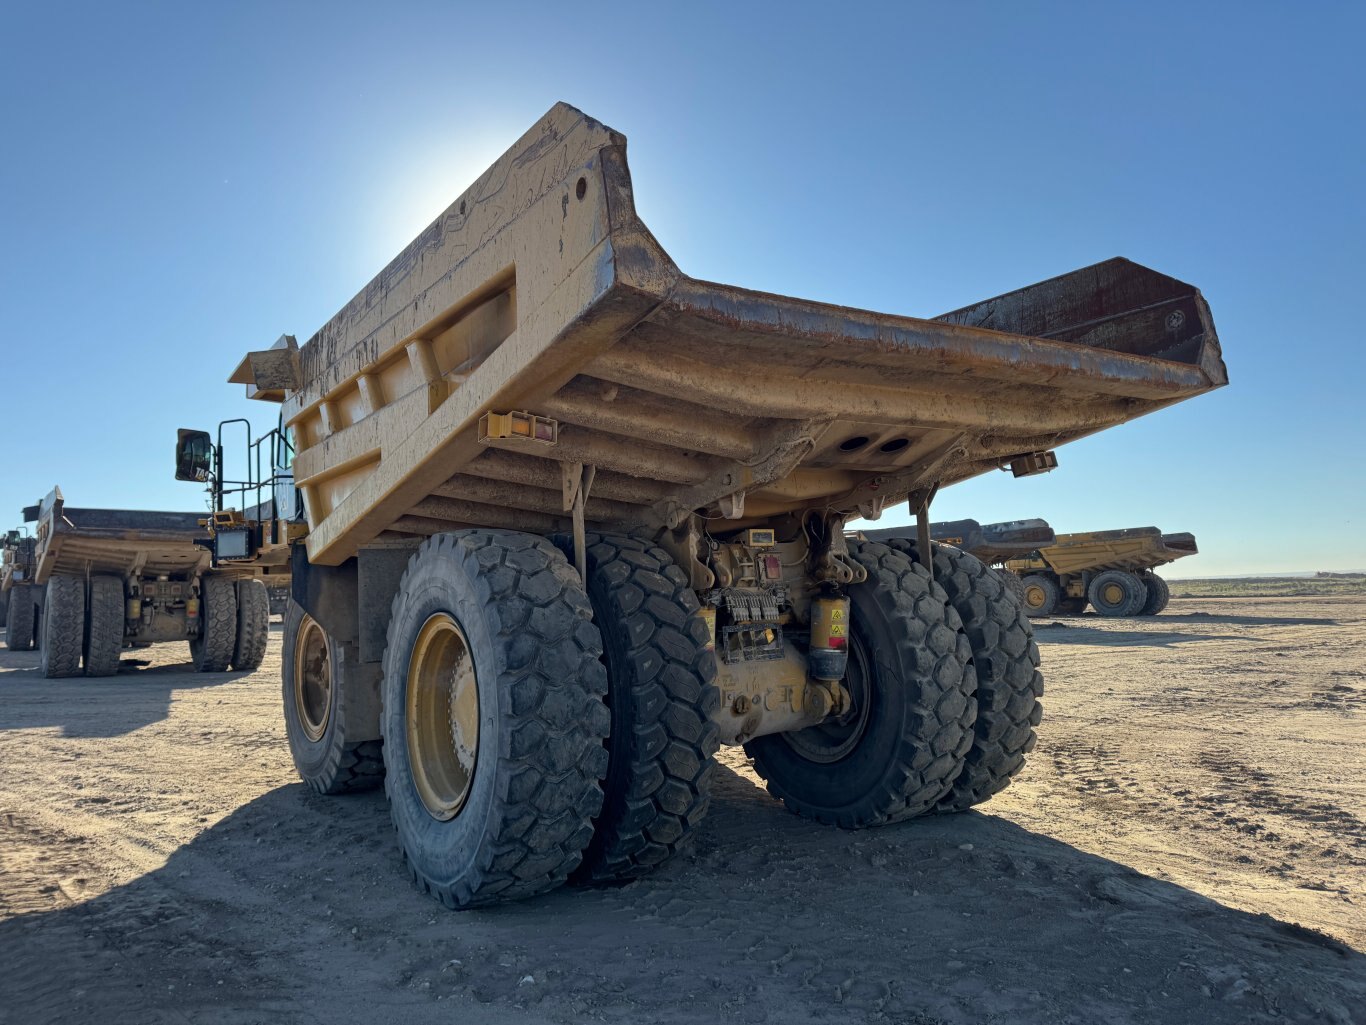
[406,612,480,821]
[1102,583,1124,605]
[1024,585,1045,609]
[294,614,331,742]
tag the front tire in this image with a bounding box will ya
[746,541,975,827]
[282,600,385,794]
[1088,570,1148,617]
[381,530,610,908]
[190,575,238,671]
[554,532,719,883]
[884,540,1043,812]
[41,575,85,678]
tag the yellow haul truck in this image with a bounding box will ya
[2,529,41,650]
[1006,527,1198,617]
[22,487,272,678]
[180,104,1227,908]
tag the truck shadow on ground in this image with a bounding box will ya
[2,763,1361,1025]
[0,649,249,738]
[1030,623,1246,647]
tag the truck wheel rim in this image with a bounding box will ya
[294,615,331,742]
[1024,585,1045,609]
[406,612,480,821]
[781,632,871,764]
[1101,582,1124,605]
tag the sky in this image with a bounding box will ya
[1,1,1362,577]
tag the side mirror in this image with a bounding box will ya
[175,429,214,482]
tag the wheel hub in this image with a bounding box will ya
[294,615,332,742]
[1024,585,1045,609]
[1102,582,1124,605]
[780,631,872,764]
[406,612,480,821]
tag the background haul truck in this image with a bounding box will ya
[2,530,40,649]
[14,488,272,678]
[181,104,1227,908]
[863,518,1056,606]
[1006,527,1199,617]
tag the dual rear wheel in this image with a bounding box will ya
[283,531,1045,908]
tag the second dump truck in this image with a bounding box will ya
[21,488,273,677]
[863,517,1056,605]
[1006,527,1199,617]
[184,103,1227,908]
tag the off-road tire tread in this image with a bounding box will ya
[282,600,385,795]
[383,530,610,908]
[1088,569,1148,618]
[191,575,238,672]
[1139,573,1171,616]
[748,540,976,827]
[41,575,84,678]
[886,540,1044,811]
[83,575,124,677]
[553,531,719,883]
[5,585,36,651]
[232,579,270,670]
[996,568,1027,608]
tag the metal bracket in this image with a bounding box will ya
[562,462,597,581]
[911,484,939,585]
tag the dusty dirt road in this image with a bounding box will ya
[1,596,1363,1025]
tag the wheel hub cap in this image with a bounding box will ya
[407,612,480,821]
[294,615,331,742]
[1102,583,1124,604]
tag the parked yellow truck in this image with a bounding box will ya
[21,488,272,678]
[2,530,40,650]
[863,517,1056,606]
[1006,527,1198,616]
[181,103,1227,908]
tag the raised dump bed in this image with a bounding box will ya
[195,102,1227,908]
[1006,527,1200,617]
[21,487,272,678]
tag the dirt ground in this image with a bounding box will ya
[1,596,1363,1025]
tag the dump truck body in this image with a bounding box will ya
[863,518,1056,566]
[197,103,1226,908]
[1007,527,1198,617]
[22,488,272,677]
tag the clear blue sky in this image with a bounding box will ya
[2,2,1362,576]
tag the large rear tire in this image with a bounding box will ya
[232,578,270,671]
[554,532,719,883]
[5,584,36,651]
[40,575,85,678]
[190,575,238,671]
[381,530,610,908]
[1019,574,1060,617]
[885,540,1043,812]
[282,600,385,794]
[1139,573,1171,615]
[746,540,975,827]
[1088,570,1148,617]
[83,575,124,677]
